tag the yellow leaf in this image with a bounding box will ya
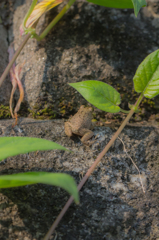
[26,0,63,29]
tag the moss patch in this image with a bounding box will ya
[28,105,57,120]
[0,105,11,119]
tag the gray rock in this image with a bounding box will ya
[2,0,158,117]
[0,24,12,104]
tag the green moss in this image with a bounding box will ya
[28,105,57,119]
[36,116,45,120]
[0,105,11,118]
[60,109,66,115]
[33,103,42,110]
[92,119,97,122]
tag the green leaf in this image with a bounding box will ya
[0,172,79,203]
[0,137,67,161]
[87,0,133,9]
[133,49,159,99]
[131,0,147,17]
[87,0,146,16]
[69,80,121,113]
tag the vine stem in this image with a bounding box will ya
[0,0,77,86]
[35,0,76,40]
[43,93,144,240]
[22,0,38,30]
[0,34,31,87]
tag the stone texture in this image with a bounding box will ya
[0,118,159,239]
[0,24,12,104]
[1,1,159,239]
[4,0,159,119]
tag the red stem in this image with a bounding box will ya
[0,34,30,87]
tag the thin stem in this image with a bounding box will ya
[0,0,77,87]
[118,136,145,193]
[120,108,130,114]
[0,34,31,87]
[134,93,143,109]
[36,0,76,40]
[44,93,144,240]
[22,0,38,30]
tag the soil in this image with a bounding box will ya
[0,1,159,240]
[0,118,159,239]
[1,0,159,122]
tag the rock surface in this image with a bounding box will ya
[1,1,159,239]
[0,24,12,104]
[0,0,159,119]
[0,118,159,239]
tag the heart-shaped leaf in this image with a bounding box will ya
[0,137,67,161]
[0,172,79,203]
[133,49,159,99]
[69,80,121,113]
